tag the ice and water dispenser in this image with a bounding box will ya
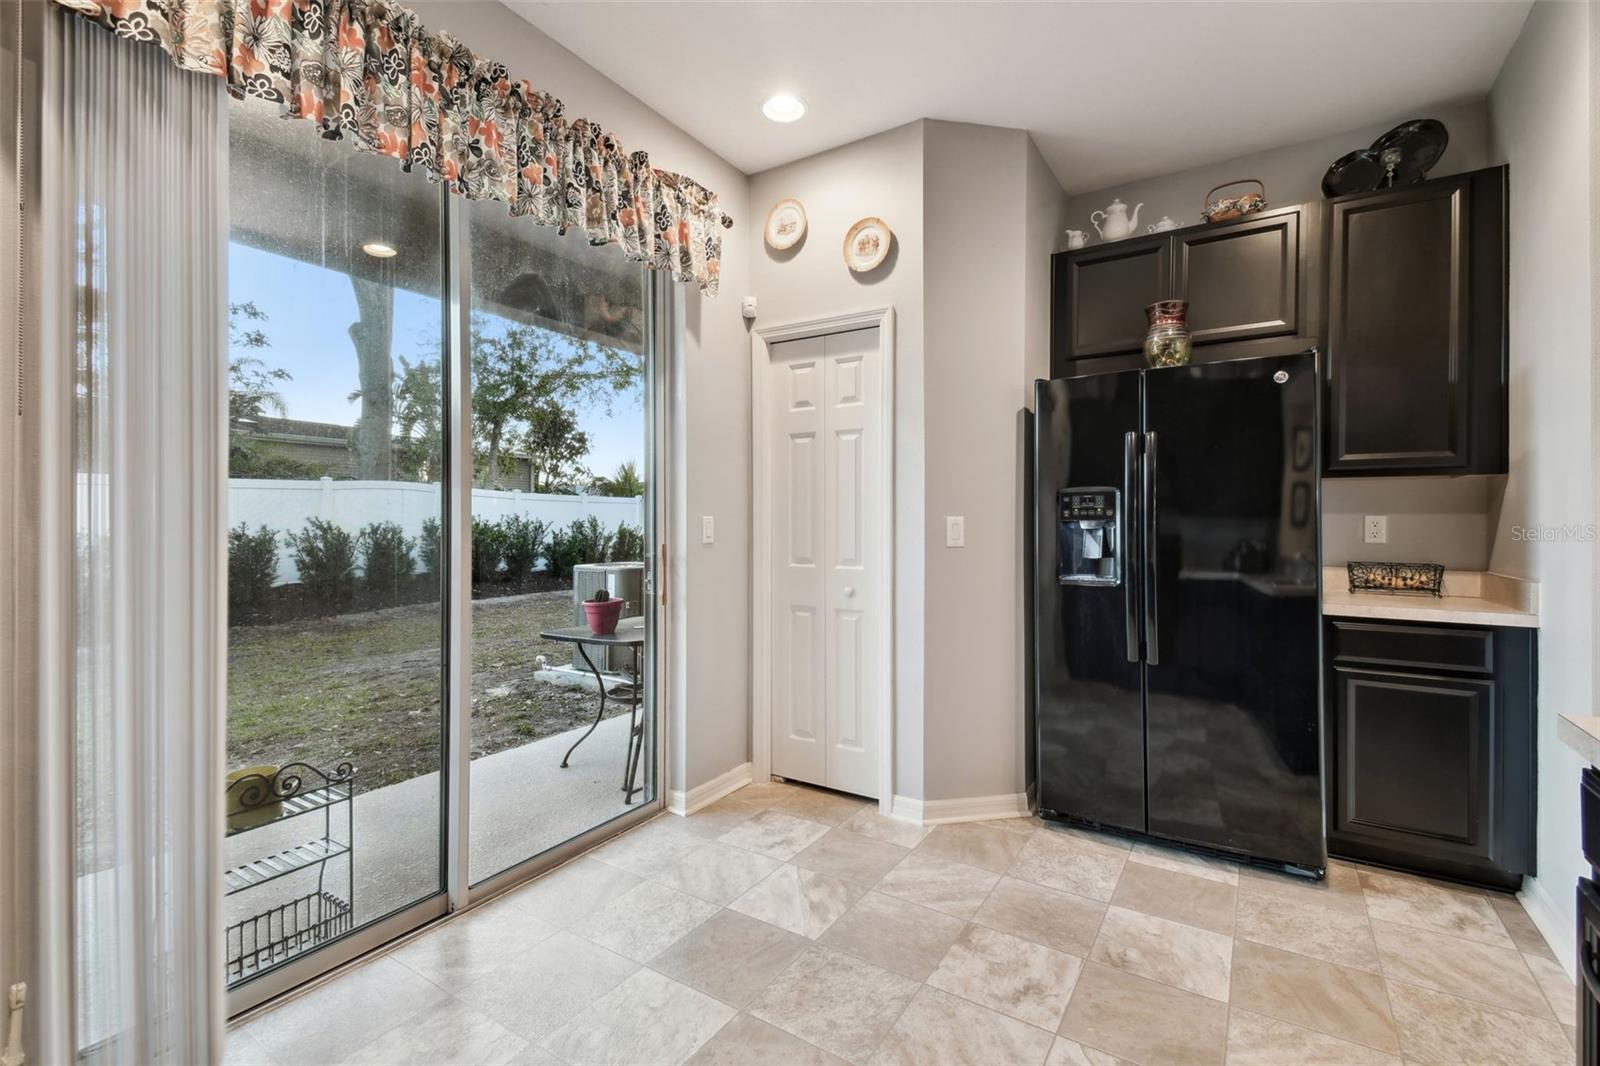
[1057,487,1121,586]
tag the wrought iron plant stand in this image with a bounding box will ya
[223,762,356,985]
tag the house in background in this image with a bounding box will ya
[233,415,544,493]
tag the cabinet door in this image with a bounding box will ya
[1332,665,1496,864]
[1056,236,1170,362]
[1326,177,1472,472]
[1173,210,1300,345]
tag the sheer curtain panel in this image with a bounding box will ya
[38,10,227,1063]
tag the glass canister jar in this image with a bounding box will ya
[1144,300,1192,368]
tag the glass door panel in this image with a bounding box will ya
[223,96,445,989]
[464,201,655,885]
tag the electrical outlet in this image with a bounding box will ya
[945,516,965,548]
[701,515,715,544]
[1363,515,1388,544]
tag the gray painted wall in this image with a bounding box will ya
[1485,0,1594,971]
[1322,478,1493,570]
[1063,97,1493,238]
[922,121,1040,802]
[748,120,1068,804]
[748,121,929,798]
[413,2,754,797]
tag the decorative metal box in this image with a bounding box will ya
[1346,561,1446,597]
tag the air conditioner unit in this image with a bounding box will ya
[571,563,645,674]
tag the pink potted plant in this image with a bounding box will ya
[582,587,623,635]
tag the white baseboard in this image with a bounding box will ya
[1519,874,1577,981]
[667,761,754,816]
[888,792,1031,827]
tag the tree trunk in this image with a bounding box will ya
[349,276,394,480]
[484,422,502,489]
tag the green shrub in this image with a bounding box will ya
[470,516,507,585]
[545,515,614,581]
[610,522,644,563]
[287,518,357,613]
[228,439,325,480]
[227,523,279,622]
[419,516,441,579]
[358,521,416,601]
[543,527,578,583]
[499,514,549,582]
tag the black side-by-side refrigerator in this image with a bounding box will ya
[1032,351,1325,874]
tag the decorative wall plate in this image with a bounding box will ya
[764,198,807,250]
[843,216,892,272]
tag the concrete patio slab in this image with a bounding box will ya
[223,713,650,937]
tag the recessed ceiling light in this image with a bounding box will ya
[762,93,806,123]
[361,241,398,259]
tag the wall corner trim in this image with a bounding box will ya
[1518,872,1578,983]
[888,792,1031,827]
[667,761,753,816]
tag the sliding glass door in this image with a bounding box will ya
[220,95,661,1008]
[463,204,657,886]
[223,99,448,990]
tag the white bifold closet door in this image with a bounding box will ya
[769,327,882,798]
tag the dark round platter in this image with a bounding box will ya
[1370,118,1450,185]
[1321,148,1386,198]
[1321,118,1449,198]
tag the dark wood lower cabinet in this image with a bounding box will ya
[1326,618,1535,890]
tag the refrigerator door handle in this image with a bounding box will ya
[1143,430,1159,666]
[1123,431,1138,662]
[1583,942,1600,1005]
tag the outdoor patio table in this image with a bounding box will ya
[539,618,646,804]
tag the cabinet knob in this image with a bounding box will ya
[843,586,855,598]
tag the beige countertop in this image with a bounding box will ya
[1559,715,1600,766]
[1320,567,1539,628]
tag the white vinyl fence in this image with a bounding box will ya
[230,477,643,586]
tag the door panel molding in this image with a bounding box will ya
[752,308,895,809]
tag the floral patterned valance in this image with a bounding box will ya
[52,0,732,294]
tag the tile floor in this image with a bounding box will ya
[226,780,1577,1066]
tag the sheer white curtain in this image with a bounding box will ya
[38,10,227,1063]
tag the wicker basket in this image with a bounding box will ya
[1202,179,1267,224]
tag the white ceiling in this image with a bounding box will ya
[506,1,1531,194]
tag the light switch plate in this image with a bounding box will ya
[1364,515,1388,544]
[945,515,965,548]
[701,515,715,544]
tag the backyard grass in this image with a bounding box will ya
[227,589,634,790]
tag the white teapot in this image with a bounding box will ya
[1091,198,1143,241]
[1147,216,1182,233]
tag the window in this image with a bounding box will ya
[223,96,446,985]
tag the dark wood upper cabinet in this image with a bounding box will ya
[1052,235,1170,362]
[1049,205,1319,377]
[1324,166,1507,475]
[1174,209,1301,345]
[1048,171,1508,479]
